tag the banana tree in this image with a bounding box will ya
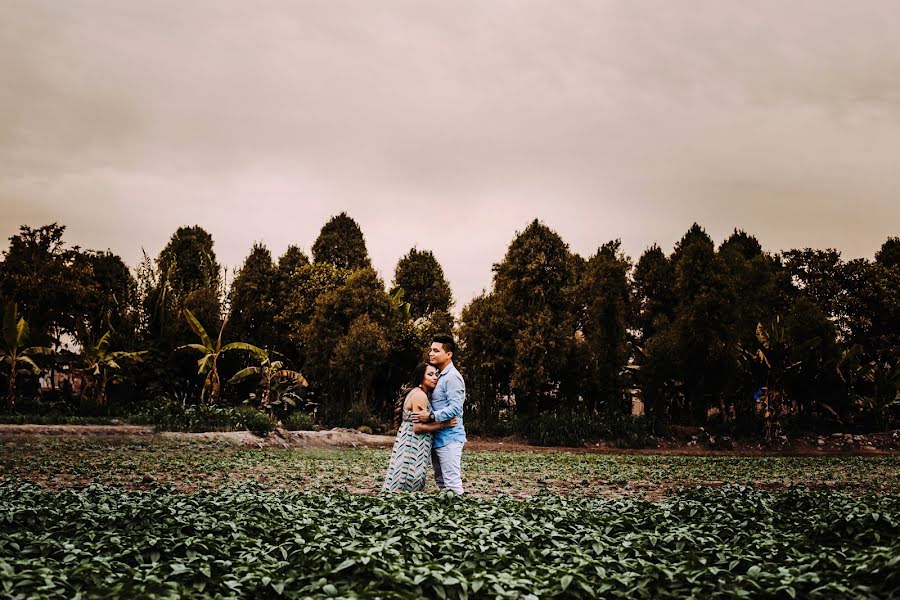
[865,356,900,429]
[740,319,818,444]
[75,320,146,408]
[178,309,264,404]
[1,303,53,411]
[228,350,308,414]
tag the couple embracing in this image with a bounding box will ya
[382,334,466,494]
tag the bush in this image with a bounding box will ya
[283,412,315,431]
[463,409,517,438]
[131,393,250,433]
[236,407,276,437]
[519,410,595,447]
[517,410,656,448]
[132,394,277,436]
[0,414,115,426]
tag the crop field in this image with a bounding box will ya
[1,437,899,598]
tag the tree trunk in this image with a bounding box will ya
[208,369,221,405]
[97,371,109,408]
[7,364,16,412]
[260,375,271,413]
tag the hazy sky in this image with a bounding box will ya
[2,0,899,309]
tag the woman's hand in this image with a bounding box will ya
[441,418,458,428]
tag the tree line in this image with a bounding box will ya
[1,216,898,440]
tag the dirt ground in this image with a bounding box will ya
[0,423,897,456]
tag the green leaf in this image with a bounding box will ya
[220,342,267,357]
[560,574,573,591]
[333,558,355,573]
[228,367,262,384]
[183,308,213,350]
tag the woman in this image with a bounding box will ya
[382,362,457,492]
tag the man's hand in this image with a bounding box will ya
[411,409,431,423]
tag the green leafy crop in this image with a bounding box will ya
[0,482,897,599]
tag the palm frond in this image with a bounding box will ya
[17,355,41,375]
[228,367,262,384]
[178,344,212,355]
[15,318,29,348]
[273,370,309,386]
[220,342,266,357]
[183,309,213,350]
[24,346,54,357]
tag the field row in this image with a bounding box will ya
[1,437,898,497]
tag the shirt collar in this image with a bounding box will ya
[439,362,454,377]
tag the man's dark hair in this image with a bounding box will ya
[432,334,456,355]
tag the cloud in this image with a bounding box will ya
[1,0,899,306]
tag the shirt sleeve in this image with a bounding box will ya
[431,374,465,421]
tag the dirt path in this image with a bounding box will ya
[1,424,898,455]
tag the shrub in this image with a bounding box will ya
[131,392,246,433]
[519,410,594,447]
[236,406,276,437]
[356,425,372,434]
[0,414,115,426]
[463,408,517,438]
[282,411,315,431]
[518,410,656,448]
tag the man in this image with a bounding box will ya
[413,334,466,493]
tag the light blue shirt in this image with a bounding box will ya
[430,362,466,448]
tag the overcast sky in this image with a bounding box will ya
[2,0,899,309]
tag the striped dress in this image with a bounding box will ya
[382,405,432,492]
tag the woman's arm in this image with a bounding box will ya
[413,421,444,434]
[413,418,458,434]
[408,392,456,433]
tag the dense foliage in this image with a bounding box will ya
[0,216,898,442]
[0,481,896,599]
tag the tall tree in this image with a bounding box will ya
[875,236,900,270]
[718,229,794,414]
[82,250,140,346]
[669,223,735,424]
[393,248,453,319]
[277,245,310,275]
[302,268,393,422]
[782,248,846,331]
[631,245,676,342]
[329,315,390,422]
[312,213,371,271]
[157,226,221,297]
[492,220,576,417]
[145,226,223,347]
[276,262,349,364]
[229,243,279,350]
[0,224,92,345]
[458,292,515,427]
[579,240,632,415]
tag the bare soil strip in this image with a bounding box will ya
[1,424,897,456]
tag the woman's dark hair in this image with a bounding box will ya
[394,362,431,428]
